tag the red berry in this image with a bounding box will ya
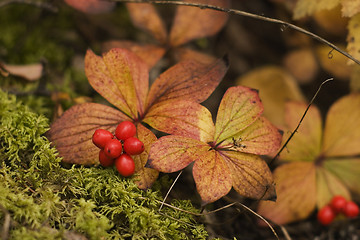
[115,121,136,141]
[99,149,115,167]
[104,139,123,158]
[123,137,144,155]
[344,201,359,218]
[115,153,135,177]
[317,205,335,225]
[92,129,113,149]
[330,195,347,213]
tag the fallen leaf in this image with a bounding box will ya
[257,162,316,225]
[283,48,319,84]
[293,0,340,19]
[316,45,352,80]
[347,13,360,65]
[169,0,230,47]
[64,0,115,14]
[341,0,360,17]
[322,94,360,157]
[102,41,166,69]
[1,62,43,81]
[235,66,305,128]
[126,3,168,44]
[47,103,130,165]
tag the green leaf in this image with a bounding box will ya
[280,102,322,162]
[322,93,360,157]
[143,100,215,142]
[220,151,276,200]
[47,103,130,165]
[257,162,316,225]
[147,135,210,173]
[85,48,149,118]
[145,58,228,109]
[324,158,360,195]
[214,86,264,144]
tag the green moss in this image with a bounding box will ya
[0,89,209,239]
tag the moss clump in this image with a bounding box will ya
[0,89,209,239]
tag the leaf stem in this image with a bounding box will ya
[109,0,360,65]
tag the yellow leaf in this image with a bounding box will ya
[341,0,360,17]
[280,102,322,162]
[316,166,351,208]
[347,13,360,65]
[293,0,340,19]
[257,162,316,225]
[236,66,305,128]
[322,94,360,157]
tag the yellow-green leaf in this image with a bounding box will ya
[341,0,360,17]
[143,100,214,142]
[316,166,351,208]
[280,102,322,162]
[322,94,360,157]
[47,103,130,165]
[293,0,340,19]
[221,151,276,200]
[347,13,360,65]
[257,162,316,225]
[214,86,263,144]
[324,158,360,195]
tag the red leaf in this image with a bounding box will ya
[85,49,149,118]
[126,3,168,44]
[221,151,276,200]
[132,124,159,189]
[47,103,130,165]
[64,0,115,14]
[214,86,264,144]
[102,41,166,69]
[169,0,230,47]
[143,99,215,142]
[147,135,210,173]
[146,57,228,109]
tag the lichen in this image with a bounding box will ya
[0,89,209,239]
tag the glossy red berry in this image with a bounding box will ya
[115,121,136,141]
[115,153,135,177]
[99,149,115,167]
[92,129,113,149]
[104,139,123,158]
[317,205,335,225]
[344,201,359,218]
[330,195,347,213]
[123,137,144,155]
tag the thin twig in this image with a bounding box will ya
[0,0,58,12]
[109,0,360,65]
[159,170,182,211]
[271,78,334,163]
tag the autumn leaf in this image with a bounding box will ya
[147,86,282,204]
[64,0,115,14]
[257,94,360,224]
[48,47,228,189]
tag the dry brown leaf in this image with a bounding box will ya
[235,66,305,128]
[172,47,217,65]
[1,63,43,81]
[283,48,319,84]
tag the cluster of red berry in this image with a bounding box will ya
[317,195,359,225]
[92,121,144,177]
